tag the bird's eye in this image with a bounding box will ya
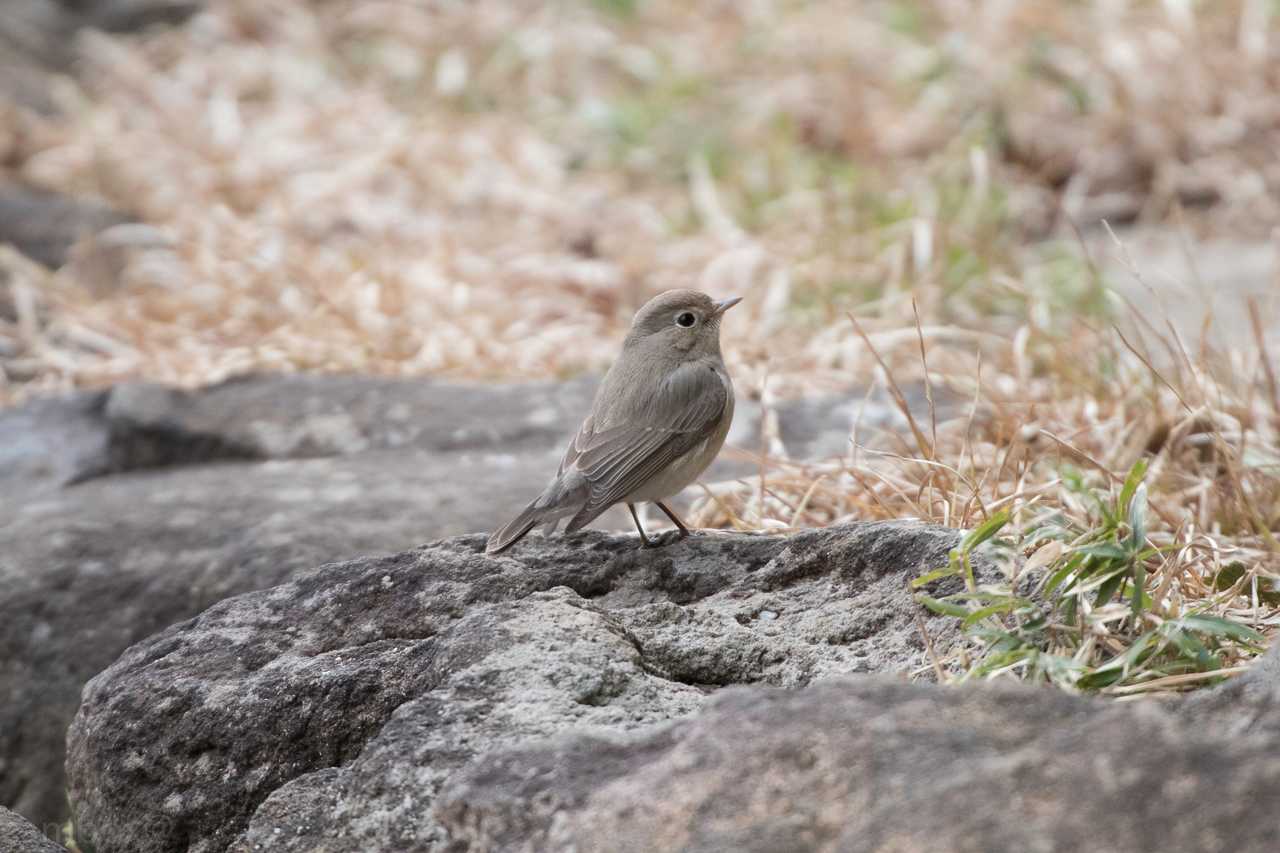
[675,311,697,328]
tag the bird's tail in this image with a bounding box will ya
[487,474,587,555]
[485,502,543,554]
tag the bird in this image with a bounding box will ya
[486,289,740,554]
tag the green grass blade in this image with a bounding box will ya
[1117,458,1149,517]
[960,510,1010,551]
[1174,614,1265,644]
[1127,482,1148,552]
[915,594,971,618]
[962,600,1018,627]
[912,565,962,589]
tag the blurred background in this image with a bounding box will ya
[4,0,1279,525]
[3,0,1277,394]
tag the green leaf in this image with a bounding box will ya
[915,594,971,618]
[938,591,1034,605]
[1076,542,1130,561]
[1073,559,1132,594]
[962,600,1018,627]
[1044,552,1085,596]
[1080,630,1160,687]
[1077,667,1125,690]
[1127,482,1148,551]
[1117,458,1149,518]
[911,565,961,589]
[1094,571,1126,608]
[1174,614,1265,644]
[1163,628,1219,671]
[1062,594,1078,626]
[1023,524,1069,547]
[969,646,1035,680]
[1019,613,1048,633]
[1130,583,1151,615]
[1130,557,1146,619]
[960,510,1010,552]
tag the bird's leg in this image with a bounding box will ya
[654,501,691,539]
[627,503,661,548]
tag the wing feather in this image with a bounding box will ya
[561,361,728,530]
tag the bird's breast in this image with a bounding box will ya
[626,378,734,503]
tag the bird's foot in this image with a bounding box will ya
[637,528,689,549]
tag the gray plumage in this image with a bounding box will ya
[486,289,739,554]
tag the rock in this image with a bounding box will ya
[1,372,929,494]
[0,806,67,852]
[0,1,202,75]
[2,373,923,830]
[0,445,556,827]
[63,0,202,34]
[437,666,1280,853]
[0,184,132,269]
[0,389,111,490]
[0,374,601,494]
[0,1,78,77]
[1096,226,1280,353]
[65,521,979,853]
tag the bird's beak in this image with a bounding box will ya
[712,296,743,317]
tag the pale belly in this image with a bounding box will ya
[626,389,734,503]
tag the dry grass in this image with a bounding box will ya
[1,0,1278,692]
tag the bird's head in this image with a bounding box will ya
[622,289,741,359]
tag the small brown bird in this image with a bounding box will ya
[486,289,740,553]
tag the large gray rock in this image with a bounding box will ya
[2,373,910,830]
[65,521,979,853]
[0,806,67,853]
[0,374,551,489]
[0,373,599,493]
[1,372,921,494]
[0,375,589,827]
[0,445,572,829]
[437,664,1280,853]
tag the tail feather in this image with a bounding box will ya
[485,503,542,554]
[487,474,588,555]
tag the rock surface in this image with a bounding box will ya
[2,372,913,830]
[438,667,1280,853]
[65,521,980,853]
[0,806,67,853]
[1097,226,1280,353]
[1,372,922,494]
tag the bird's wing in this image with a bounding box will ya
[560,361,728,530]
